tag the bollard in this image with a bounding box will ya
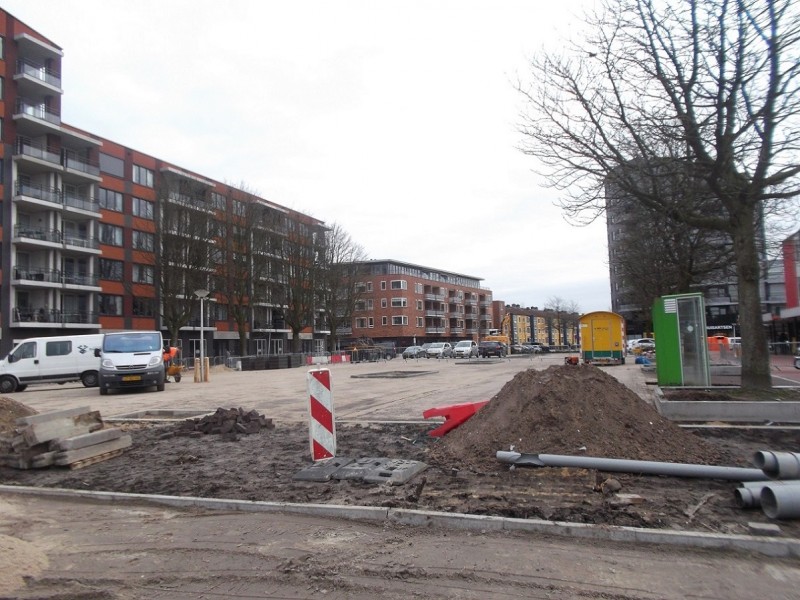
[307,368,336,461]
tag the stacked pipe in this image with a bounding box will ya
[496,449,800,520]
[736,451,800,519]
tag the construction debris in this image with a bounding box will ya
[1,406,131,470]
[175,407,274,437]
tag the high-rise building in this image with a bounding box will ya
[0,9,327,358]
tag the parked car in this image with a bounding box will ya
[628,338,656,352]
[402,345,427,359]
[478,340,506,358]
[453,340,479,358]
[426,342,453,359]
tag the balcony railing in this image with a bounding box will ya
[15,137,60,165]
[15,137,101,179]
[15,98,61,126]
[62,149,100,177]
[15,181,99,213]
[15,180,61,204]
[13,267,99,287]
[14,225,61,244]
[16,58,62,88]
[13,307,98,325]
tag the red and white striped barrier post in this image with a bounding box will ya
[307,368,336,461]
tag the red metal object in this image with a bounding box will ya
[423,401,489,437]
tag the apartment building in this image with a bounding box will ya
[0,9,327,358]
[345,260,494,348]
[503,305,579,348]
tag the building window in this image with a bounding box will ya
[416,300,423,310]
[132,297,155,316]
[132,197,154,219]
[133,264,154,284]
[233,200,246,217]
[133,164,154,187]
[132,230,155,251]
[98,153,125,177]
[99,224,123,246]
[98,188,123,211]
[381,298,387,308]
[355,318,367,328]
[392,316,408,326]
[99,258,123,281]
[381,281,386,290]
[391,298,407,308]
[416,317,424,327]
[415,283,423,294]
[368,317,374,328]
[211,192,226,211]
[366,299,373,310]
[382,316,388,325]
[355,300,366,311]
[390,280,407,290]
[367,282,373,292]
[98,294,123,316]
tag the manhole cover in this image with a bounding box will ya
[351,371,436,379]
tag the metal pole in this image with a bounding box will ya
[199,296,205,383]
[496,451,770,481]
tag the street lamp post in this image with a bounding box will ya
[195,289,210,383]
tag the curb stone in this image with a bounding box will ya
[2,484,798,558]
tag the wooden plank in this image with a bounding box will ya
[68,448,126,470]
[23,412,103,446]
[16,406,93,427]
[54,435,132,466]
[51,428,123,451]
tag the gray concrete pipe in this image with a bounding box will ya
[752,451,800,479]
[761,484,800,519]
[495,451,770,481]
[735,480,800,509]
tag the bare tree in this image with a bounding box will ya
[274,217,324,353]
[154,174,215,349]
[316,223,368,352]
[545,296,581,346]
[213,183,284,356]
[518,0,800,388]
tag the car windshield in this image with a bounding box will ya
[430,343,444,349]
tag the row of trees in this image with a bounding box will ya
[138,176,366,356]
[518,0,800,388]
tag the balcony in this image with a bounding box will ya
[425,293,445,301]
[14,99,61,136]
[63,191,101,214]
[15,180,61,205]
[62,149,101,180]
[425,327,446,334]
[12,307,99,326]
[13,267,100,288]
[15,58,62,94]
[14,225,61,245]
[15,136,61,166]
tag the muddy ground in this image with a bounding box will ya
[2,365,799,538]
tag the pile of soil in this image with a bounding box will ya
[430,365,733,471]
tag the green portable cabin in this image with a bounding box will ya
[579,311,626,365]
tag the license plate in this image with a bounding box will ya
[122,375,142,382]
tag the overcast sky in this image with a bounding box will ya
[6,0,611,313]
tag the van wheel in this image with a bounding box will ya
[156,380,165,392]
[0,376,17,394]
[15,385,28,392]
[81,370,99,388]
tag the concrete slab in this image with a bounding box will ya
[292,456,355,482]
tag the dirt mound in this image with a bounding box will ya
[430,364,733,471]
[0,397,37,437]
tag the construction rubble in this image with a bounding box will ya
[1,405,131,470]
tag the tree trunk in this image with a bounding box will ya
[733,216,772,389]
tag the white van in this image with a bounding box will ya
[0,334,104,393]
[96,330,165,395]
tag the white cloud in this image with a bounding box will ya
[6,0,609,312]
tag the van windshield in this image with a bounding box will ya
[104,333,161,353]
